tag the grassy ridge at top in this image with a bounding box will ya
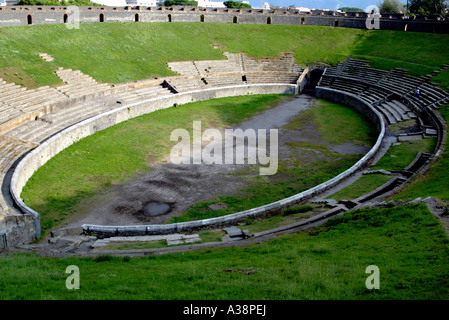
[2,23,449,88]
[0,23,364,87]
[352,30,449,88]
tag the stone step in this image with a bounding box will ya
[0,142,28,173]
[0,107,21,125]
[91,234,202,248]
[380,102,406,121]
[6,88,62,106]
[222,226,251,241]
[0,87,27,100]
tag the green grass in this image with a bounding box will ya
[310,99,378,147]
[370,138,437,171]
[329,174,393,201]
[392,105,449,201]
[0,23,364,88]
[352,30,449,86]
[1,204,448,299]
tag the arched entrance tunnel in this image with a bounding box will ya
[307,68,325,89]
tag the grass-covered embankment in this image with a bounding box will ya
[352,30,449,89]
[1,23,449,300]
[1,203,448,299]
[1,24,449,90]
[0,23,364,88]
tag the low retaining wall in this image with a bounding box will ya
[8,84,295,243]
[9,84,386,240]
[82,87,385,237]
[0,214,37,249]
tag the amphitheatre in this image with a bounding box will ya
[0,5,449,300]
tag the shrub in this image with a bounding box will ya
[224,1,251,9]
[163,0,198,6]
[94,254,116,262]
[282,205,313,216]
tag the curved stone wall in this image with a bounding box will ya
[80,88,386,237]
[9,85,385,238]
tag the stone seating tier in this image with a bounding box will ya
[56,83,111,98]
[6,85,173,143]
[245,73,300,84]
[420,82,448,100]
[0,139,30,174]
[388,101,417,118]
[204,75,244,86]
[320,59,449,113]
[166,78,207,92]
[327,78,367,94]
[56,68,99,84]
[358,87,390,104]
[377,79,415,95]
[195,60,242,75]
[167,61,200,76]
[55,68,113,98]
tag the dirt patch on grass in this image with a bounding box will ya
[0,66,37,88]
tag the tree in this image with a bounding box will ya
[339,6,364,12]
[163,0,198,6]
[378,0,405,13]
[223,1,251,8]
[409,0,445,14]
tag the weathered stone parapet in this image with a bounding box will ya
[0,6,448,33]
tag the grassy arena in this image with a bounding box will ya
[1,23,449,299]
[21,95,376,233]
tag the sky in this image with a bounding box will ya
[249,0,407,10]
